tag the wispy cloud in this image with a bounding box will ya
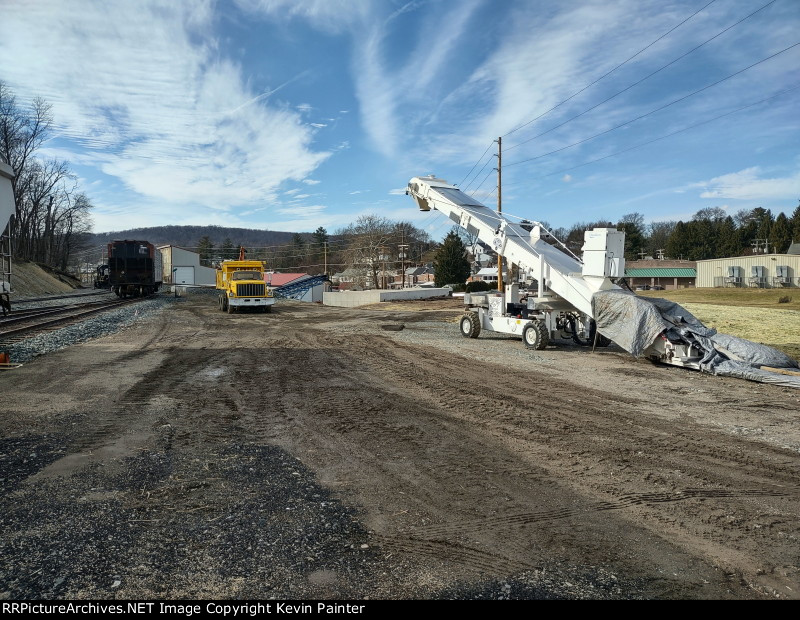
[0,0,328,218]
[695,166,800,201]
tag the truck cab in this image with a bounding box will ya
[216,259,275,314]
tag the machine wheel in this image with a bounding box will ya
[460,312,480,338]
[522,321,549,350]
[226,299,235,314]
[263,305,272,313]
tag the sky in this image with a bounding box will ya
[0,0,798,239]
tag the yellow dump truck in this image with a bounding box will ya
[216,259,275,314]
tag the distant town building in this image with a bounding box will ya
[624,259,696,290]
[696,254,800,288]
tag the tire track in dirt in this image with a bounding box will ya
[272,324,800,596]
[412,488,793,539]
[211,328,728,592]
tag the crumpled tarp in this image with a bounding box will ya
[591,289,800,388]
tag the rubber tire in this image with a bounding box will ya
[460,312,480,338]
[263,305,272,313]
[227,299,234,314]
[523,321,549,350]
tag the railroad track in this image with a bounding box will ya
[0,297,146,346]
[11,290,112,304]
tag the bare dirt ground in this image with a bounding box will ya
[1,294,799,600]
[8,261,81,298]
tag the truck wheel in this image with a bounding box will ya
[523,321,549,350]
[227,301,235,314]
[263,305,272,313]
[460,312,480,338]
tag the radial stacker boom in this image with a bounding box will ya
[406,174,769,375]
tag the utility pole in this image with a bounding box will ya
[323,241,328,276]
[496,136,503,292]
[399,236,408,291]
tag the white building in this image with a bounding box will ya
[696,252,800,288]
[158,245,217,286]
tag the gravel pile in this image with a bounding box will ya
[6,295,175,363]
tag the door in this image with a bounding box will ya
[174,266,195,285]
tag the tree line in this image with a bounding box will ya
[550,204,800,262]
[0,82,93,271]
[197,202,800,289]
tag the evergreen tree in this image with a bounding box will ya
[789,202,800,245]
[755,207,773,244]
[665,221,691,260]
[197,236,214,265]
[310,226,328,275]
[291,233,306,270]
[221,237,235,260]
[717,216,740,257]
[771,213,791,254]
[312,226,328,250]
[433,229,471,286]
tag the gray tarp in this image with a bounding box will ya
[591,289,800,388]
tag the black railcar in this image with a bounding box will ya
[108,240,162,297]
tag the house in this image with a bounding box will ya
[332,267,369,290]
[388,266,435,288]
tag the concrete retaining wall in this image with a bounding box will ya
[323,288,451,307]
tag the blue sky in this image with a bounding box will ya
[1,0,798,239]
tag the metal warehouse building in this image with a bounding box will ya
[696,253,800,288]
[158,245,217,286]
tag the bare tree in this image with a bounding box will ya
[0,82,93,270]
[337,215,395,288]
[0,82,53,211]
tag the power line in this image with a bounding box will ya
[505,40,800,169]
[502,0,720,138]
[462,152,496,192]
[506,0,778,152]
[503,83,800,186]
[457,141,495,188]
[470,168,497,196]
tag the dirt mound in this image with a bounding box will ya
[9,260,82,298]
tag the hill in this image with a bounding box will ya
[89,225,305,251]
[10,260,82,298]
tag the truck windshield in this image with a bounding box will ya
[232,271,262,280]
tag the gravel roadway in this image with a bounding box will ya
[1,292,799,600]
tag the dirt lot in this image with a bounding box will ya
[2,294,799,599]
